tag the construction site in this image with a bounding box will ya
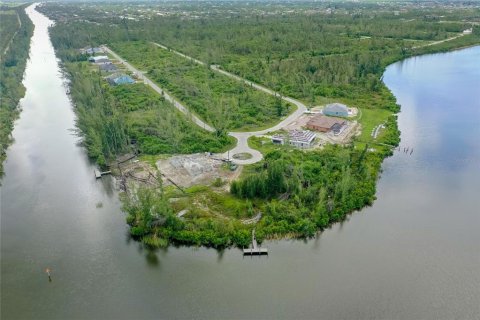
[283,112,360,146]
[157,153,241,188]
[113,153,241,194]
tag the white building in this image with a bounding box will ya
[323,103,349,117]
[80,47,104,55]
[272,130,316,148]
[88,55,110,64]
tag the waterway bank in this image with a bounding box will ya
[1,4,479,319]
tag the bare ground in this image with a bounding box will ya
[156,153,242,188]
[283,113,360,146]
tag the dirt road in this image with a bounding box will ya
[412,33,466,49]
[105,44,308,165]
[151,42,308,163]
[104,46,215,132]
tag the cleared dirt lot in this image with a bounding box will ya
[156,153,241,188]
[283,113,359,145]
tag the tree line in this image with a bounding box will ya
[0,5,34,177]
[35,2,479,248]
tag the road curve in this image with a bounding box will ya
[105,44,307,165]
[151,42,308,164]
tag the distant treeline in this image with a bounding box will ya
[40,2,479,113]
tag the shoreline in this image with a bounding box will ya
[38,2,480,249]
[119,40,479,249]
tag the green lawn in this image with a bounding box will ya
[356,107,392,143]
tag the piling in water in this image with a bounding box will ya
[45,268,52,282]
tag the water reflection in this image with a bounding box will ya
[145,250,161,268]
[1,4,479,319]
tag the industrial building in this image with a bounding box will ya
[80,47,104,55]
[272,130,316,148]
[88,55,110,64]
[306,115,347,135]
[98,63,117,72]
[323,103,349,117]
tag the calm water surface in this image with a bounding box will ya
[1,5,479,319]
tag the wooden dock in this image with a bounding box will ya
[94,169,111,179]
[243,229,268,256]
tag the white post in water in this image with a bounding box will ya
[45,268,52,282]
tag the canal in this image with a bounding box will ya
[1,4,479,319]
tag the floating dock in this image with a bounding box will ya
[94,169,111,179]
[243,229,268,256]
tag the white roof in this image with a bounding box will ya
[91,55,109,61]
[273,130,316,144]
[325,103,348,112]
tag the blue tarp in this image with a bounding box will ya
[107,74,135,85]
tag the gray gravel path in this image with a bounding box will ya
[105,44,307,165]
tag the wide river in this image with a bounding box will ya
[1,5,479,319]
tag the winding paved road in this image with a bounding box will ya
[152,42,311,164]
[104,44,307,165]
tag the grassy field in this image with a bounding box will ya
[356,108,392,143]
[0,10,19,53]
[110,41,294,132]
[169,185,258,220]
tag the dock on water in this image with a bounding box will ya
[94,169,111,179]
[243,229,268,256]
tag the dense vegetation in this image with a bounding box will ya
[123,183,253,248]
[234,145,383,238]
[0,5,33,177]
[40,1,480,248]
[122,140,396,247]
[130,13,478,116]
[64,62,129,166]
[61,61,234,166]
[40,1,480,112]
[111,81,234,154]
[110,41,292,131]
